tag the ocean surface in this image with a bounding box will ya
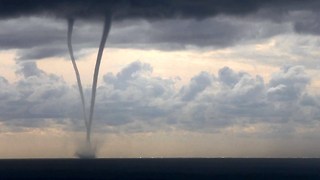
[0,158,320,179]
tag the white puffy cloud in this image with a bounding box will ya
[95,61,176,126]
[176,65,319,133]
[0,62,78,128]
[267,66,310,101]
[0,61,319,136]
[179,71,214,101]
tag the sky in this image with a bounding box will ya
[1,0,320,158]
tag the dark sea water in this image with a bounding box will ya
[0,158,320,179]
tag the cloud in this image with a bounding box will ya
[0,61,319,136]
[15,61,44,77]
[99,61,176,126]
[1,1,320,59]
[17,46,67,60]
[0,17,66,49]
[0,15,291,60]
[180,71,214,101]
[267,66,310,101]
[292,11,320,35]
[107,16,288,50]
[218,67,247,87]
[166,63,318,135]
[0,0,319,21]
[0,0,286,20]
[177,69,268,130]
[1,62,75,125]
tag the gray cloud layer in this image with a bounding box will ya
[1,61,319,135]
[0,1,320,60]
[0,14,294,60]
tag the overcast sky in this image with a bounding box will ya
[1,0,320,158]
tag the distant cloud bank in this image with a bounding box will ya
[1,61,319,136]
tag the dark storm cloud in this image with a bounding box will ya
[0,17,65,49]
[107,17,287,50]
[0,0,263,19]
[0,0,319,20]
[0,16,288,61]
[292,11,320,35]
[0,0,319,59]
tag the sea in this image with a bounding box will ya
[0,158,320,179]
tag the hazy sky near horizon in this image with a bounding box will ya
[1,0,320,158]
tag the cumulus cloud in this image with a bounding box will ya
[177,65,319,133]
[98,61,176,127]
[180,71,214,101]
[267,66,310,101]
[0,61,319,136]
[1,62,77,127]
